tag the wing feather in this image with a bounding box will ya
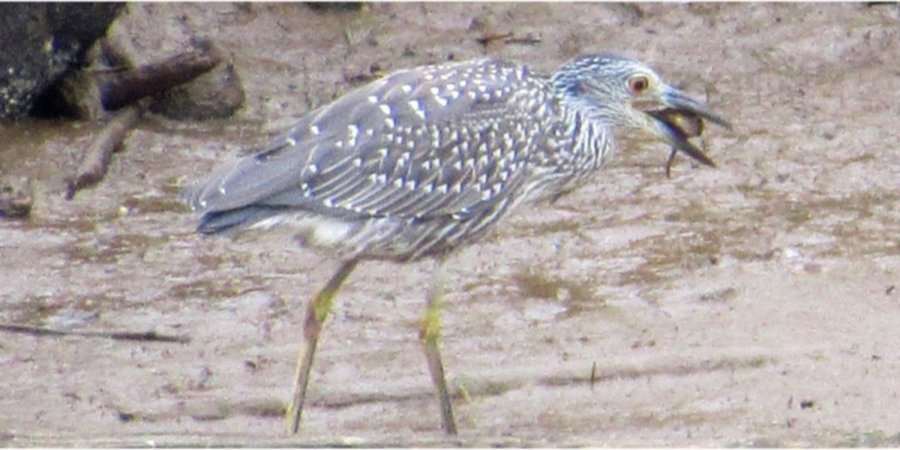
[184,58,548,228]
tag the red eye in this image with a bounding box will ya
[628,75,650,94]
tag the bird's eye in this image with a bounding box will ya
[627,75,650,95]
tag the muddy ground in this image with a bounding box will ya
[1,3,898,447]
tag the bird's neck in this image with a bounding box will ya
[517,96,616,205]
[568,107,616,170]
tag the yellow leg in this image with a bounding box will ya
[420,261,458,435]
[286,259,358,434]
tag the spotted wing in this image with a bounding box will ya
[184,58,551,229]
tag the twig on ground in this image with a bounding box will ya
[63,42,226,199]
[97,42,224,111]
[476,32,514,47]
[0,323,190,343]
[64,104,142,200]
[476,31,542,47]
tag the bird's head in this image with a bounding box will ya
[551,53,732,173]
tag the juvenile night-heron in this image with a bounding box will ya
[183,52,731,435]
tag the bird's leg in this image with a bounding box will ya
[286,259,358,434]
[419,259,458,435]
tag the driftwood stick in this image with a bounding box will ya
[476,32,514,47]
[64,104,142,200]
[63,43,225,199]
[0,323,190,343]
[476,32,541,47]
[98,43,223,111]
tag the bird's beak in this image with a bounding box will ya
[639,86,732,176]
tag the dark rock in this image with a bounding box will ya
[0,176,33,219]
[0,3,123,119]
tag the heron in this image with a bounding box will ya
[182,52,731,435]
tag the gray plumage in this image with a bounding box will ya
[183,53,730,262]
[182,52,731,436]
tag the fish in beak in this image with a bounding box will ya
[642,86,732,177]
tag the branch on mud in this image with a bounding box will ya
[63,42,226,200]
[96,41,224,111]
[0,323,190,343]
[64,104,142,200]
[476,31,542,47]
[475,32,514,47]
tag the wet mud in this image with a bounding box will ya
[1,3,898,447]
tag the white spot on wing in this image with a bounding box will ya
[347,124,359,145]
[408,99,426,120]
